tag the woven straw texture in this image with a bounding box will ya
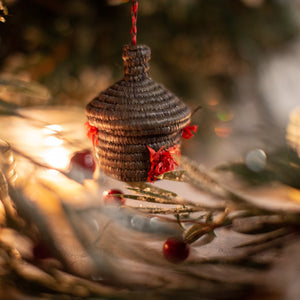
[86,44,191,182]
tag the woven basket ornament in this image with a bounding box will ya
[86,44,191,182]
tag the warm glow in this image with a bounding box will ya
[286,107,300,157]
[40,147,70,169]
[208,98,219,106]
[44,136,63,146]
[39,124,70,169]
[288,187,300,203]
[43,124,62,134]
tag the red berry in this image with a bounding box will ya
[70,149,96,173]
[163,237,190,263]
[103,189,125,205]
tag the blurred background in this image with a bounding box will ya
[0,0,300,167]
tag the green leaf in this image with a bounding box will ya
[133,206,201,215]
[127,181,178,199]
[156,170,186,181]
[184,223,215,244]
[127,181,224,210]
[122,193,190,206]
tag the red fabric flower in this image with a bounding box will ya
[85,121,98,146]
[182,124,198,139]
[147,145,180,182]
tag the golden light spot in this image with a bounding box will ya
[208,98,219,106]
[44,136,63,147]
[288,188,300,203]
[40,147,69,169]
[43,124,62,135]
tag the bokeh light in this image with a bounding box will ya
[40,147,70,169]
[217,111,234,122]
[214,126,232,138]
[245,148,267,172]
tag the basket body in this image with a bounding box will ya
[86,44,191,182]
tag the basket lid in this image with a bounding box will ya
[86,44,191,136]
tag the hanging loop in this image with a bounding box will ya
[131,0,138,45]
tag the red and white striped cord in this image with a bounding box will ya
[131,0,138,45]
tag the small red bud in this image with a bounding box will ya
[69,149,96,173]
[103,189,125,205]
[163,237,190,263]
